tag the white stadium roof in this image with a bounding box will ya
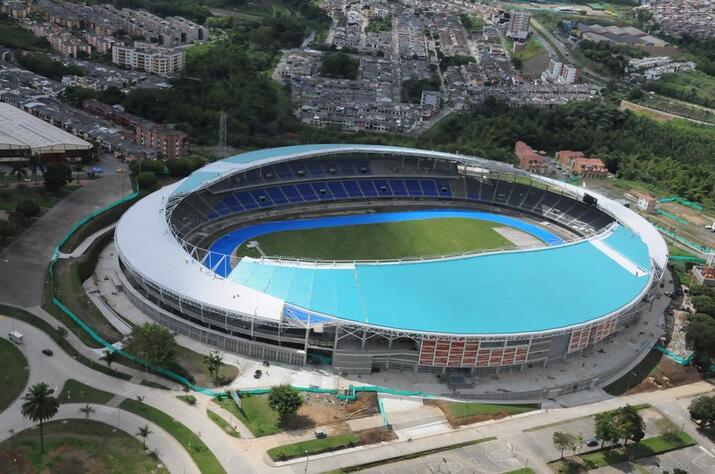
[0,103,92,153]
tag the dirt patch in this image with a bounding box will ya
[295,392,379,428]
[627,357,703,395]
[521,52,550,79]
[47,446,108,474]
[0,446,34,473]
[659,201,714,227]
[426,399,520,427]
[355,426,397,444]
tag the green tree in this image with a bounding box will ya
[692,295,715,316]
[43,162,72,193]
[101,349,117,370]
[14,199,41,223]
[20,382,60,453]
[204,351,224,382]
[268,385,303,422]
[612,405,645,446]
[136,424,152,449]
[319,51,359,80]
[96,86,126,105]
[689,395,715,427]
[126,323,177,368]
[686,313,715,362]
[78,404,95,420]
[594,412,620,448]
[61,86,97,106]
[552,431,576,459]
[136,171,157,190]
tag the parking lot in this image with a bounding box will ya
[362,438,528,474]
[593,445,715,474]
[518,407,666,461]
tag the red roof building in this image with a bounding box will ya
[572,158,608,177]
[514,141,547,175]
[555,150,585,167]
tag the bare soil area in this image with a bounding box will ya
[288,392,379,429]
[627,357,703,395]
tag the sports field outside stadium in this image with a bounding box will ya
[235,217,514,260]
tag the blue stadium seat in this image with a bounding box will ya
[420,180,438,197]
[404,180,422,196]
[280,184,304,203]
[437,180,452,196]
[311,182,333,200]
[373,179,393,196]
[237,191,258,209]
[266,187,288,204]
[327,181,348,198]
[358,180,378,197]
[388,179,408,196]
[249,189,273,207]
[342,180,362,197]
[297,183,318,201]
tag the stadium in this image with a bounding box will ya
[115,144,668,381]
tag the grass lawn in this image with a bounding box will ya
[119,399,225,474]
[207,410,240,438]
[47,231,122,348]
[0,184,77,212]
[503,469,535,474]
[444,402,538,418]
[58,379,114,405]
[172,344,239,387]
[213,395,281,437]
[512,36,546,62]
[0,419,167,473]
[235,217,514,260]
[578,431,695,469]
[0,337,29,411]
[650,70,715,109]
[268,433,359,461]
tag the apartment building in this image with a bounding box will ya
[112,43,185,77]
[507,11,530,40]
[542,59,580,85]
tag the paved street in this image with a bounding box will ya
[0,155,130,307]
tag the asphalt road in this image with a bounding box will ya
[0,155,130,307]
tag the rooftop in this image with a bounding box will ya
[0,102,92,153]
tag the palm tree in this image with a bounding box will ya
[21,383,60,454]
[136,424,152,449]
[101,349,117,369]
[78,404,95,420]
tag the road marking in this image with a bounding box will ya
[699,446,714,457]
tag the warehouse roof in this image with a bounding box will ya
[0,103,92,153]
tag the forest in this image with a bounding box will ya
[414,98,715,207]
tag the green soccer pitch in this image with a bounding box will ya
[234,217,515,260]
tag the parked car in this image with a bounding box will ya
[41,348,53,356]
[253,369,262,379]
[585,438,599,447]
[315,431,327,439]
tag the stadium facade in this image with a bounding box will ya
[115,145,668,378]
